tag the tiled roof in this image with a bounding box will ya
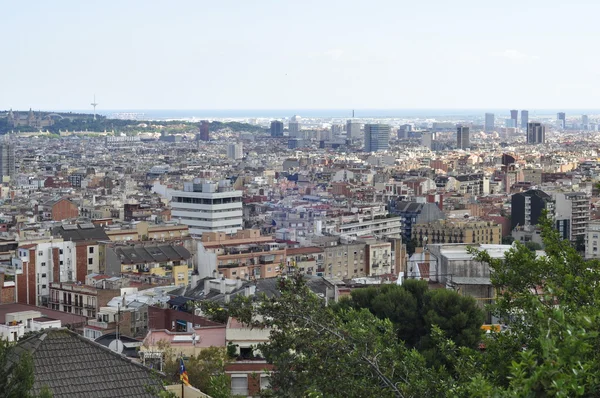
[53,224,109,242]
[14,328,163,397]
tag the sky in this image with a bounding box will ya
[2,0,599,111]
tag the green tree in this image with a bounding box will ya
[501,236,514,245]
[406,237,420,256]
[523,241,542,251]
[0,338,39,398]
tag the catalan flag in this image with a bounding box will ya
[179,358,190,386]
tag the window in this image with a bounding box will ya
[41,273,46,278]
[89,247,94,254]
[88,258,93,265]
[260,375,271,391]
[231,375,248,396]
[59,261,63,265]
[38,251,43,256]
[41,262,46,267]
[59,249,63,255]
[42,285,47,289]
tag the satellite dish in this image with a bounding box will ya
[109,339,124,354]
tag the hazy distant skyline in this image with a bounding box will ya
[2,0,599,111]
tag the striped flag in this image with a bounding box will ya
[179,358,190,386]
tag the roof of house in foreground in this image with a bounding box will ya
[13,328,163,397]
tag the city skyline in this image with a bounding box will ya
[3,0,600,110]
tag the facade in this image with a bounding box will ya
[170,179,243,236]
[346,120,361,139]
[40,198,79,221]
[510,189,553,231]
[585,221,600,259]
[0,142,15,182]
[335,216,402,239]
[365,240,394,276]
[557,112,566,129]
[421,131,433,149]
[527,122,546,144]
[510,109,518,127]
[521,110,529,129]
[16,241,78,306]
[270,121,284,137]
[288,116,300,137]
[412,220,502,246]
[389,200,445,241]
[456,126,470,149]
[554,192,589,242]
[199,120,210,141]
[364,124,390,152]
[197,229,285,280]
[312,237,367,279]
[227,143,243,160]
[48,282,100,318]
[484,113,494,133]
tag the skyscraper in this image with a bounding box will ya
[397,124,412,139]
[521,110,529,129]
[288,115,301,138]
[270,121,284,137]
[0,142,15,182]
[227,143,243,160]
[527,122,546,144]
[484,113,495,133]
[582,114,589,130]
[421,132,433,149]
[457,126,470,149]
[346,120,361,139]
[364,124,390,152]
[557,112,566,129]
[510,110,518,128]
[199,120,210,141]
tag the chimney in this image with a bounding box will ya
[219,277,226,294]
[248,285,256,296]
[224,293,230,304]
[204,279,211,296]
[235,277,243,289]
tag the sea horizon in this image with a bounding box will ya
[11,108,600,120]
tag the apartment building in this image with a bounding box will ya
[412,220,502,246]
[170,179,243,236]
[555,192,590,242]
[311,236,367,279]
[197,230,285,280]
[585,221,600,259]
[16,241,77,306]
[330,215,402,239]
[105,221,189,242]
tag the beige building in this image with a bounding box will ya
[105,222,189,242]
[197,230,286,280]
[312,237,367,279]
[412,219,502,246]
[365,240,394,276]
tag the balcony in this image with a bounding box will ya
[87,320,109,329]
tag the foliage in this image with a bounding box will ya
[501,236,515,245]
[344,280,484,352]
[523,241,542,251]
[406,237,420,256]
[158,341,231,396]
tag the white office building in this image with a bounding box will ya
[170,179,243,236]
[227,143,243,160]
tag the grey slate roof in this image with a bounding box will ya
[53,224,110,242]
[115,245,191,265]
[13,328,163,397]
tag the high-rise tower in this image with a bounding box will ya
[364,124,390,152]
[457,126,470,149]
[484,113,495,133]
[521,110,529,129]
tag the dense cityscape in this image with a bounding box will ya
[0,106,597,396]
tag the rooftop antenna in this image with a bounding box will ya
[91,95,99,121]
[352,109,355,118]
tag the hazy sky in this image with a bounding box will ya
[2,0,598,111]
